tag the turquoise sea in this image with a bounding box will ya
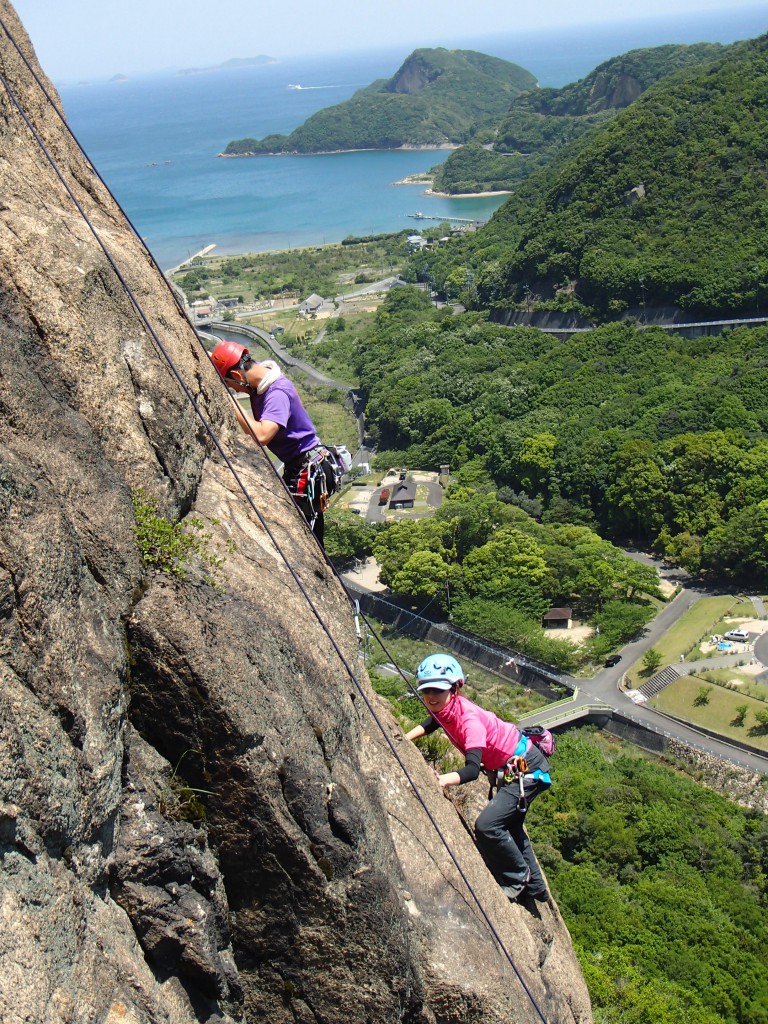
[55,7,768,270]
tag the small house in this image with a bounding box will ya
[542,607,572,629]
[406,234,428,252]
[388,480,416,510]
[300,293,324,314]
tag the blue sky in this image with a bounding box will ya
[11,0,768,80]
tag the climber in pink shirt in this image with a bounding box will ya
[405,653,551,903]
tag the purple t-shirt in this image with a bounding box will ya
[249,377,320,463]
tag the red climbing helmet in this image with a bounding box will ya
[210,341,248,378]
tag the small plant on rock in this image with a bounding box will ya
[131,488,233,587]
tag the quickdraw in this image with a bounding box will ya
[502,755,528,784]
[503,756,529,813]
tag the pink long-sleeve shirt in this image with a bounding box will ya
[431,694,523,771]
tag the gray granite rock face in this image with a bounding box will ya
[0,3,592,1021]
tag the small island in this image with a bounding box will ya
[178,55,277,76]
[221,48,536,156]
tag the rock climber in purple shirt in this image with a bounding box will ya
[210,341,337,544]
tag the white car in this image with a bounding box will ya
[329,445,353,472]
[724,629,750,642]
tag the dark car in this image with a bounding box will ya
[604,654,622,667]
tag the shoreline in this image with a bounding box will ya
[426,186,512,198]
[218,143,459,159]
[393,173,511,198]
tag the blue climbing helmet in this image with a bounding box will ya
[416,654,465,692]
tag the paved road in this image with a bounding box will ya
[517,565,768,774]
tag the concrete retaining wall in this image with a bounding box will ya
[347,582,569,700]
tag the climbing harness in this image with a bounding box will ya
[286,446,335,530]
[285,442,353,530]
[483,729,553,806]
[0,28,550,1022]
[486,755,529,807]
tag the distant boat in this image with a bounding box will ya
[287,83,303,90]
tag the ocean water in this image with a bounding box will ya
[55,6,768,270]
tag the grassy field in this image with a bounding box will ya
[692,666,768,699]
[294,383,359,451]
[171,235,408,308]
[649,674,768,751]
[624,595,744,685]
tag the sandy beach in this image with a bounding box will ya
[392,172,511,198]
[425,187,512,198]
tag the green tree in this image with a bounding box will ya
[515,431,559,495]
[605,440,668,541]
[434,487,516,558]
[642,648,663,674]
[324,508,378,560]
[462,528,549,598]
[372,518,452,586]
[701,499,768,583]
[733,703,749,727]
[694,685,712,707]
[390,551,462,608]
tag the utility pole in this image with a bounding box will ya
[639,277,647,324]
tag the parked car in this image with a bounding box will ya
[724,629,750,642]
[604,654,622,667]
[330,444,352,472]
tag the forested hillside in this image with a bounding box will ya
[528,730,768,1024]
[223,48,536,154]
[430,42,726,194]
[417,34,768,320]
[353,287,768,584]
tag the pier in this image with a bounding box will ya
[408,212,485,225]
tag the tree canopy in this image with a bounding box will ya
[423,35,768,320]
[529,730,768,1024]
[430,42,726,195]
[354,287,768,585]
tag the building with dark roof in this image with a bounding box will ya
[542,607,572,629]
[388,480,416,509]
